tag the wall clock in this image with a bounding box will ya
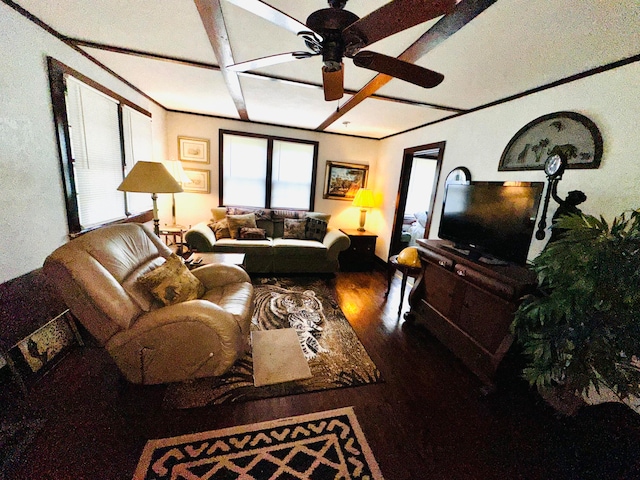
[499,111,603,171]
[535,153,568,240]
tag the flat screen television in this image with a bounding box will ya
[438,182,544,265]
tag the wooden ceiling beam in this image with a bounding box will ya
[316,0,496,131]
[194,0,249,120]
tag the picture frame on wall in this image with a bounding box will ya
[499,111,603,171]
[178,136,210,164]
[183,168,211,193]
[323,161,369,201]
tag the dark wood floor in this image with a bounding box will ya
[3,270,640,479]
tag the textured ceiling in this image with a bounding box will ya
[13,0,640,139]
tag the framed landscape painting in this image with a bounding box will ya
[323,161,369,201]
[178,136,210,164]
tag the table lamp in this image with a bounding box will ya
[117,161,182,236]
[162,159,192,227]
[352,188,375,231]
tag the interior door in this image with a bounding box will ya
[389,141,445,257]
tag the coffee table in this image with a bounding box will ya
[189,252,246,269]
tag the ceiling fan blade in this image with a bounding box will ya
[225,0,322,41]
[353,51,444,88]
[227,51,316,72]
[322,65,344,101]
[342,0,456,54]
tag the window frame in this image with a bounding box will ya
[47,57,153,236]
[218,129,318,211]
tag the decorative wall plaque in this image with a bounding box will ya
[499,111,603,171]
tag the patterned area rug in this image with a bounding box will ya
[163,277,381,409]
[132,407,384,479]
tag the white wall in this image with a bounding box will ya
[162,112,380,231]
[374,61,640,261]
[2,0,638,283]
[0,4,167,283]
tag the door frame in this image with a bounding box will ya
[389,141,446,258]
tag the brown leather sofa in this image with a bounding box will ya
[43,223,253,384]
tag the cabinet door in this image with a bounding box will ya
[456,284,516,354]
[421,262,461,318]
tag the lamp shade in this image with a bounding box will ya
[117,161,183,193]
[352,188,375,208]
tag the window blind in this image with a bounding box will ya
[220,132,317,210]
[122,105,153,214]
[222,133,268,207]
[65,76,124,229]
[271,140,314,210]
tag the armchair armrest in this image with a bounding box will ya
[323,227,351,260]
[191,263,251,288]
[106,300,247,384]
[185,222,216,252]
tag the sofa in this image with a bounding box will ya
[44,223,254,384]
[185,207,351,274]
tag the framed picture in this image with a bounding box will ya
[10,310,82,383]
[323,161,369,201]
[499,111,603,171]
[178,136,210,164]
[183,168,211,194]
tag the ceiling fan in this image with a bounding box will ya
[225,0,456,101]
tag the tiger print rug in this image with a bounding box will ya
[163,277,382,409]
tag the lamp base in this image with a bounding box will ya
[358,209,367,232]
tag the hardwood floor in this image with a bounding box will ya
[3,270,640,479]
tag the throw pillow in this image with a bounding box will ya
[227,207,271,221]
[238,227,267,240]
[227,213,257,239]
[271,209,306,220]
[305,212,331,223]
[208,218,231,240]
[283,218,307,239]
[305,217,328,241]
[211,206,227,222]
[138,254,205,306]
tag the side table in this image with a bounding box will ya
[160,225,186,254]
[338,229,378,271]
[386,254,421,316]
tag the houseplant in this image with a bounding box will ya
[511,208,640,410]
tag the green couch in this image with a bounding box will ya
[185,207,350,274]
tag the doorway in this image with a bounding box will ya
[389,141,445,257]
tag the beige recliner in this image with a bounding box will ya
[43,223,253,385]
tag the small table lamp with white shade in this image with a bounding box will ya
[352,188,375,232]
[117,161,182,236]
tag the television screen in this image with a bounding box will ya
[438,182,544,265]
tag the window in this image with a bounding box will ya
[220,130,318,211]
[48,58,153,234]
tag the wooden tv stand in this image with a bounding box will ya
[406,239,537,389]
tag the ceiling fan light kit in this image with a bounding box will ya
[226,0,455,101]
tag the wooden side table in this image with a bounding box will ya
[160,226,186,254]
[386,254,421,316]
[338,229,378,271]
